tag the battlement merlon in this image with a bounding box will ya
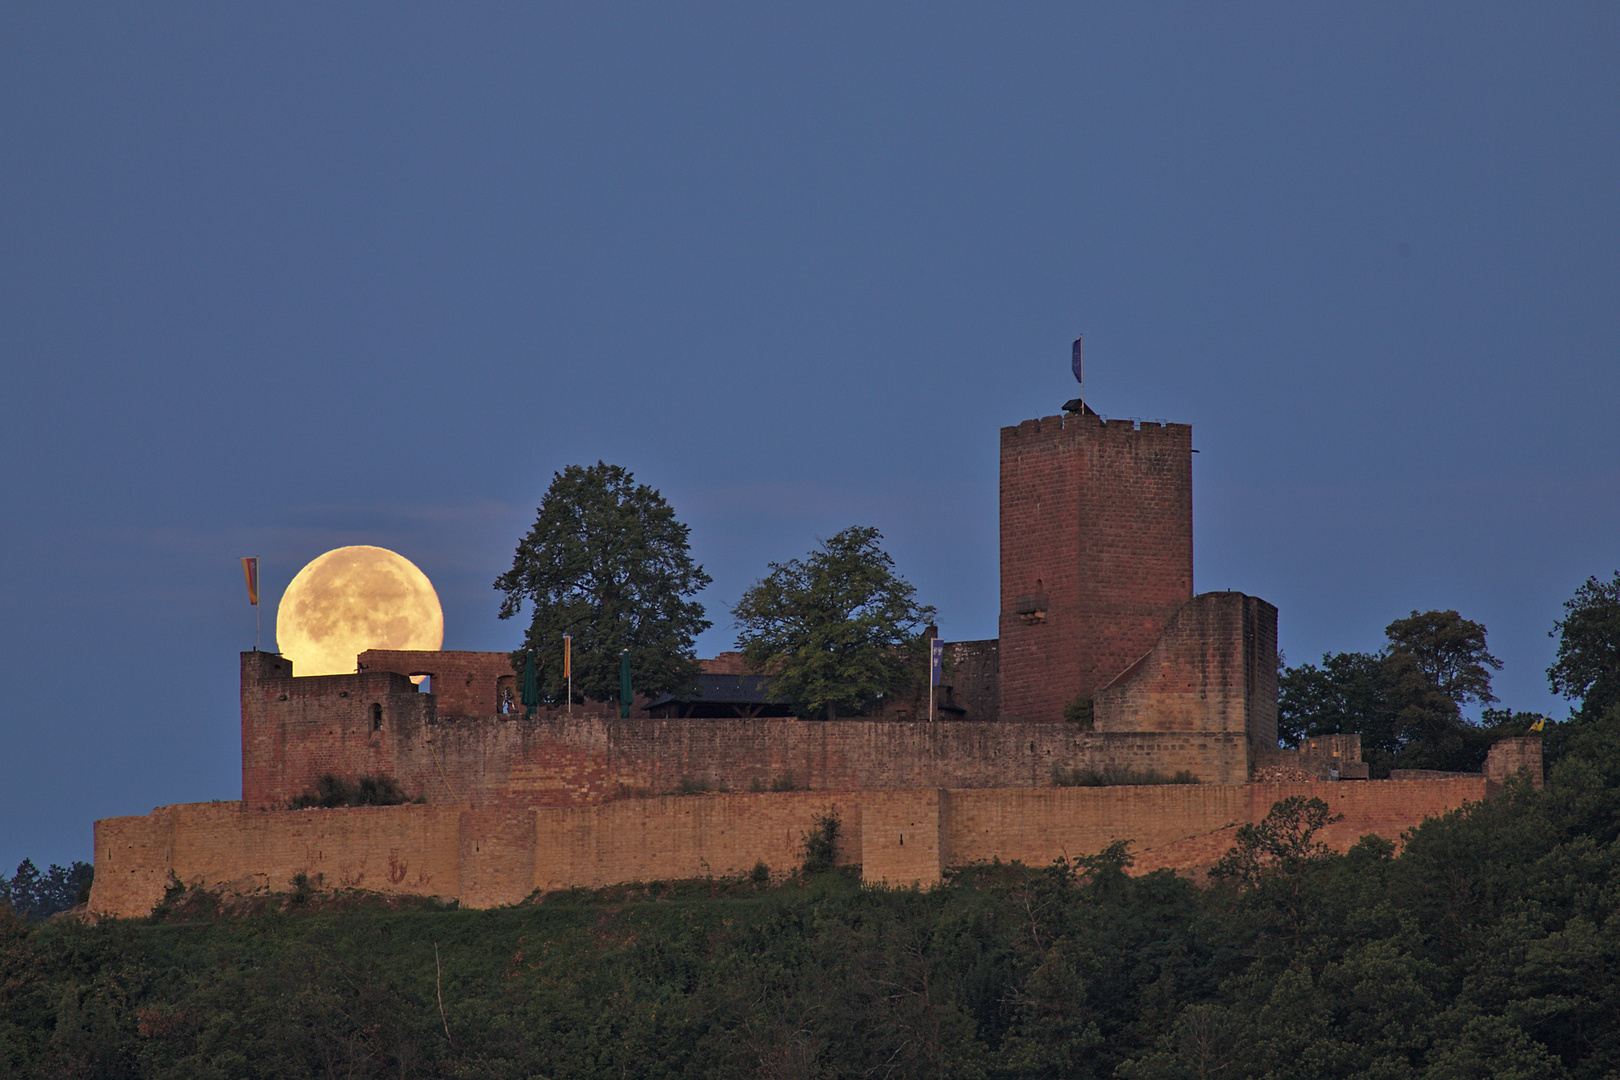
[1000,412,1193,447]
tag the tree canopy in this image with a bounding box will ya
[1548,571,1620,721]
[495,462,711,704]
[731,526,935,720]
[1279,609,1518,774]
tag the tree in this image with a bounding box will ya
[1278,610,1506,774]
[1548,571,1620,721]
[0,858,93,920]
[1210,796,1342,888]
[731,526,935,720]
[495,462,712,705]
[1278,650,1391,749]
[1383,609,1501,708]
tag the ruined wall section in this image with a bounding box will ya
[1092,593,1277,747]
[1252,734,1368,781]
[241,652,433,810]
[358,650,516,717]
[999,415,1193,723]
[1485,736,1544,791]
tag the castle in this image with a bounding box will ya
[89,410,1542,916]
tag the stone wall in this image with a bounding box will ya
[1253,734,1368,782]
[358,649,517,717]
[91,777,1495,917]
[1093,592,1277,742]
[1485,736,1544,791]
[239,653,1260,810]
[91,801,464,918]
[998,414,1194,723]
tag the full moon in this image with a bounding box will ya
[275,546,444,676]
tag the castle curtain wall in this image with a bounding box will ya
[90,777,1492,916]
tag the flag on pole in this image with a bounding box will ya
[1071,336,1083,385]
[930,638,944,687]
[241,557,259,606]
[563,635,572,679]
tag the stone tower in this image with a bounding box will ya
[998,412,1194,722]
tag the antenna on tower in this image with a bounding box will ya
[1062,336,1095,415]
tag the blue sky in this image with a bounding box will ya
[3,4,1616,872]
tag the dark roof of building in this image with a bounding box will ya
[644,673,783,709]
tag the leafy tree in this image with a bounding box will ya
[1548,571,1620,721]
[1384,609,1501,708]
[495,462,712,705]
[1279,610,1510,774]
[1209,796,1342,889]
[1278,650,1390,749]
[731,526,935,720]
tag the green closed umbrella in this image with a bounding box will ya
[521,649,539,717]
[619,650,632,719]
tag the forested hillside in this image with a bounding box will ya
[1,698,1616,1079]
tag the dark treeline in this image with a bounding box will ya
[0,860,92,922]
[2,574,1615,1078]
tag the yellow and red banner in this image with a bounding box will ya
[563,634,572,679]
[241,557,259,606]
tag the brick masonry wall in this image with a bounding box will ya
[91,778,1493,915]
[1253,734,1365,782]
[999,415,1193,723]
[1093,593,1277,740]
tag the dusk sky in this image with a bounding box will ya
[3,4,1617,873]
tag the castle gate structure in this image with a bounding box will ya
[90,408,1541,917]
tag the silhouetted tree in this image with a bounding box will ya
[495,462,711,705]
[732,526,934,720]
[1548,571,1620,721]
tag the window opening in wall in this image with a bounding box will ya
[371,703,383,731]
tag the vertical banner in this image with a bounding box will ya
[241,557,259,605]
[241,556,261,651]
[563,634,572,716]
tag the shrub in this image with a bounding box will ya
[291,774,412,809]
[801,813,840,874]
[1064,695,1096,729]
[1051,765,1198,787]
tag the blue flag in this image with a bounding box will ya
[1071,336,1083,385]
